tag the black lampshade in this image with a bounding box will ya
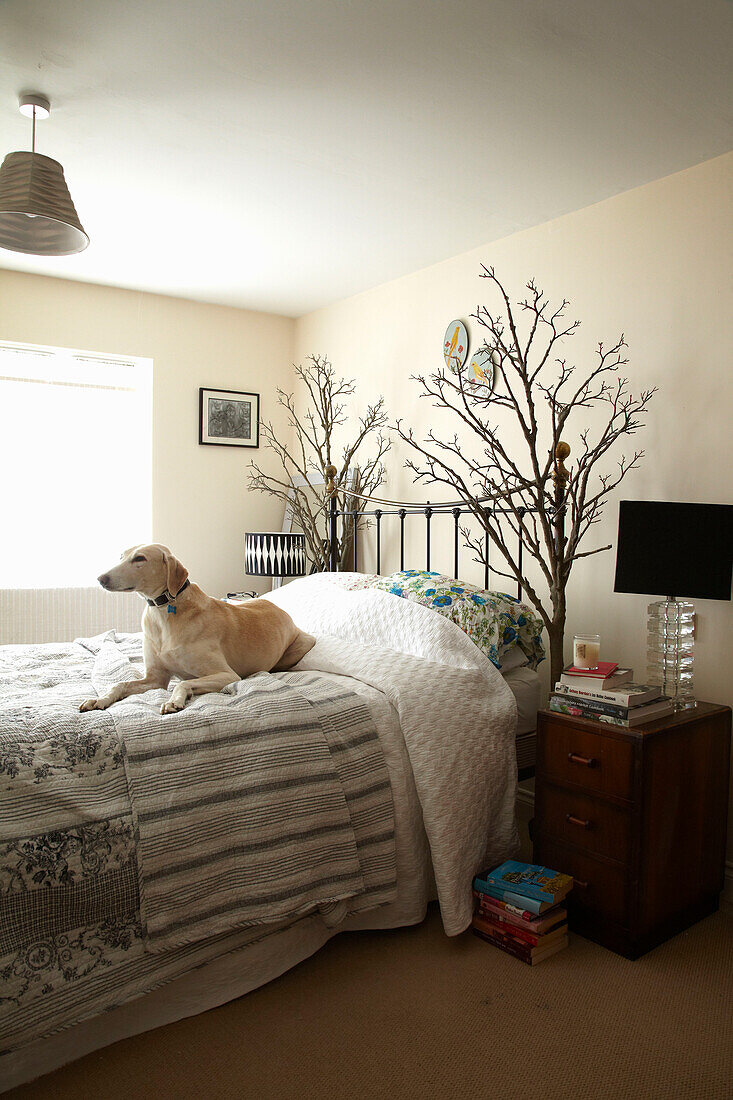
[614,501,733,600]
[244,532,307,578]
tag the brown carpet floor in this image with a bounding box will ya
[7,903,732,1100]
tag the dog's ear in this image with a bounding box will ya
[165,553,189,597]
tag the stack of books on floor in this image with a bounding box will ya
[472,860,571,965]
[550,662,674,727]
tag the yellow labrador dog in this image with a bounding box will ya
[80,543,316,715]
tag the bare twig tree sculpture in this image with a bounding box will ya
[396,267,656,685]
[248,354,391,572]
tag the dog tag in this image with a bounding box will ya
[168,604,177,614]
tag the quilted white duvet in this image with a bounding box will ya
[264,576,520,934]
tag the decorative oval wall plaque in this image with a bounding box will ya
[467,347,496,388]
[443,319,469,374]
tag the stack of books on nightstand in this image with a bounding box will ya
[550,663,674,727]
[471,860,571,965]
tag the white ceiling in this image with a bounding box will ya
[1,0,731,317]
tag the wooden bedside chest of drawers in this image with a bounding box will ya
[532,702,731,959]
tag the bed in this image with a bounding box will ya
[320,568,543,779]
[0,573,542,1091]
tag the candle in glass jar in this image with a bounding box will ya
[574,633,600,670]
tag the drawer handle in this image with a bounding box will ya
[568,752,598,768]
[566,813,591,829]
[574,879,589,890]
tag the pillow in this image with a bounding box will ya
[365,569,545,670]
[318,571,381,591]
[496,644,529,674]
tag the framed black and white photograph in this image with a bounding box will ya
[199,388,260,448]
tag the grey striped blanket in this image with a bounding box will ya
[119,670,396,950]
[0,631,396,1053]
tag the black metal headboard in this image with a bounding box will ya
[325,474,534,600]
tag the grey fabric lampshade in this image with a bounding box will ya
[0,151,89,256]
[245,532,308,578]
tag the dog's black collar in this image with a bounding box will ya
[146,580,190,607]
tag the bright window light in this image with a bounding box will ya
[0,340,152,588]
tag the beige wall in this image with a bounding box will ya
[0,271,295,604]
[295,152,733,866]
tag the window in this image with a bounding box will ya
[0,340,152,588]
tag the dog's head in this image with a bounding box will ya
[98,544,189,601]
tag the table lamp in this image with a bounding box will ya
[613,500,733,708]
[244,531,307,589]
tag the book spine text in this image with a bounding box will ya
[551,693,631,718]
[472,926,535,962]
[471,882,545,914]
[555,682,644,707]
[472,891,533,921]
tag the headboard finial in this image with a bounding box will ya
[553,441,571,487]
[325,464,338,497]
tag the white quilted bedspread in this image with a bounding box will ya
[264,577,519,935]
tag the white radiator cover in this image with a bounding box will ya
[0,588,142,645]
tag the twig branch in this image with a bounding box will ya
[248,354,391,571]
[399,270,655,683]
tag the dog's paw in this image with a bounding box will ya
[161,685,192,714]
[80,697,107,712]
[161,696,185,715]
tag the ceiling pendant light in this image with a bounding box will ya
[0,93,89,256]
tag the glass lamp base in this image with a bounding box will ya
[646,596,695,708]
